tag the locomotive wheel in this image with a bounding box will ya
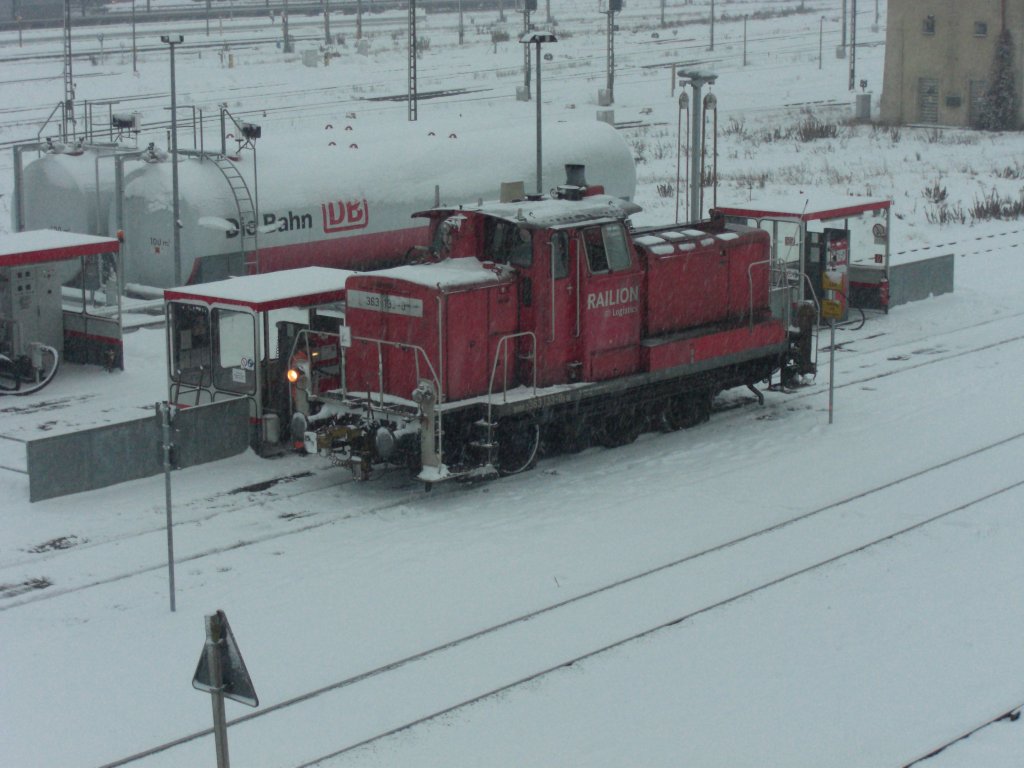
[663,393,710,430]
[545,415,591,455]
[496,418,540,476]
[594,406,644,448]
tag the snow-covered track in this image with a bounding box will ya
[902,706,1023,767]
[93,431,1024,767]
[0,469,430,612]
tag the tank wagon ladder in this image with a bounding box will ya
[178,149,259,275]
[210,155,259,274]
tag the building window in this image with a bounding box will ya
[974,21,988,37]
[923,15,936,35]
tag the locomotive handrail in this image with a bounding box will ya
[747,258,787,331]
[289,326,442,408]
[487,332,538,407]
[353,336,440,408]
[485,331,538,464]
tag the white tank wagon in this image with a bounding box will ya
[13,142,148,286]
[115,120,636,287]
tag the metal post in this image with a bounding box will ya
[841,0,847,55]
[408,0,417,120]
[535,38,542,194]
[132,1,137,72]
[324,0,331,45]
[283,0,291,52]
[524,32,556,194]
[675,92,688,222]
[168,38,183,286]
[458,0,463,45]
[206,0,210,35]
[819,16,823,70]
[356,0,362,39]
[160,401,176,612]
[523,10,531,97]
[606,8,615,101]
[689,80,703,221]
[219,104,227,155]
[828,321,835,424]
[63,0,75,141]
[206,613,230,768]
[709,0,714,51]
[742,15,747,66]
[848,0,857,91]
[252,141,260,272]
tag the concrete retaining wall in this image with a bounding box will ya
[889,254,955,307]
[24,397,250,502]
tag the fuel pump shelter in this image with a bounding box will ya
[163,267,353,449]
[0,230,123,390]
[716,194,892,314]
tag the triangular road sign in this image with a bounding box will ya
[192,610,259,707]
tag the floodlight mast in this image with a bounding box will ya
[677,70,717,222]
[521,31,557,195]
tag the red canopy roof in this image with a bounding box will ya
[0,230,119,268]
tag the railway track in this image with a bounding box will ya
[902,706,1023,767]
[0,8,875,146]
[1,259,1018,767]
[93,428,1024,767]
[5,307,1023,613]
[0,466,436,611]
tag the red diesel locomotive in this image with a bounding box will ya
[290,170,814,483]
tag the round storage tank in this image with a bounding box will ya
[118,120,637,287]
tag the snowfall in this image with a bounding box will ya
[3,1,1024,766]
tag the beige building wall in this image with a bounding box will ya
[880,0,1024,127]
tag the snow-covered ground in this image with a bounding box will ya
[3,2,1024,766]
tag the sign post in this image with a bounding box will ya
[193,610,259,768]
[158,401,176,612]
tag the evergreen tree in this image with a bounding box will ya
[979,28,1018,131]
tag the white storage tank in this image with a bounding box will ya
[116,120,637,287]
[16,148,120,283]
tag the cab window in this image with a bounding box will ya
[484,219,533,267]
[552,231,569,279]
[583,223,632,274]
[170,303,211,385]
[211,308,256,394]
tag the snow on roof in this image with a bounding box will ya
[164,267,354,311]
[127,120,638,216]
[717,191,891,222]
[354,257,514,290]
[0,230,119,267]
[420,193,643,230]
[634,235,666,246]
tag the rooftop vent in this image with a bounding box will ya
[500,180,526,203]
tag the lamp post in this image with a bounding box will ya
[709,0,714,51]
[521,31,557,195]
[675,90,689,223]
[131,1,137,72]
[819,16,824,70]
[161,34,184,286]
[677,69,717,222]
